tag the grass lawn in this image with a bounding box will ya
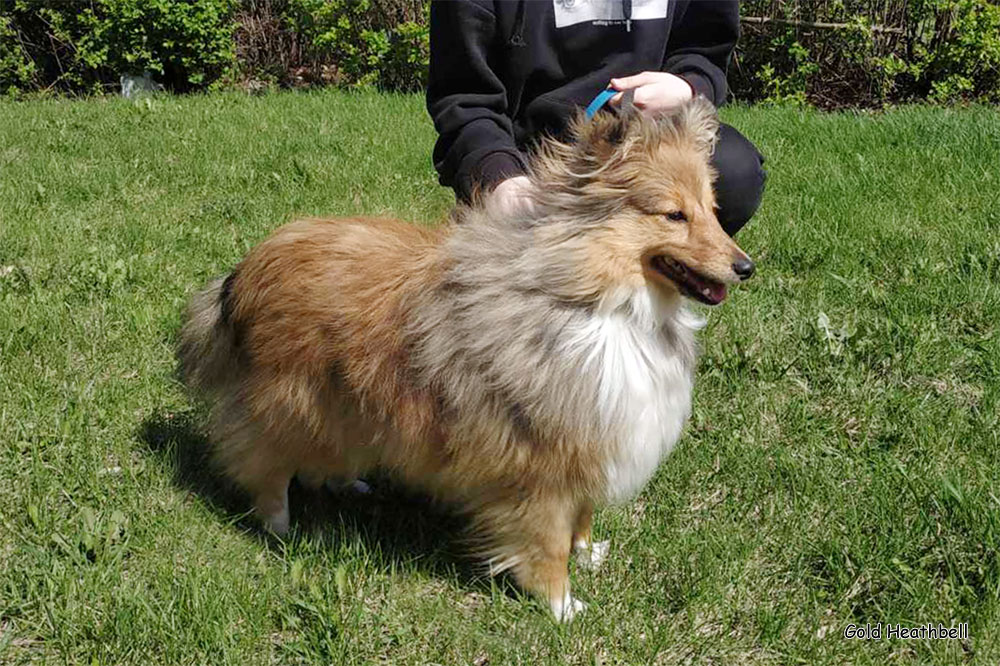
[1,91,998,665]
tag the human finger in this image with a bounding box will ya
[609,71,660,91]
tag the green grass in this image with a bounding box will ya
[1,90,998,664]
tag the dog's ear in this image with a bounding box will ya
[674,96,719,157]
[569,109,635,165]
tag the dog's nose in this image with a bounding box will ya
[732,258,755,281]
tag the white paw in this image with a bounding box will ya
[324,478,373,495]
[575,540,610,571]
[349,479,372,494]
[261,506,290,537]
[551,592,587,623]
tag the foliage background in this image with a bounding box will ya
[1,0,238,95]
[2,0,999,105]
[734,0,1000,107]
[0,0,429,96]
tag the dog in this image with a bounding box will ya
[178,97,754,621]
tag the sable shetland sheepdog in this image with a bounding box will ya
[179,98,754,621]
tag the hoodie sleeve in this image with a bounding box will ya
[663,1,739,107]
[426,0,527,202]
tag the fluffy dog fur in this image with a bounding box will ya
[179,98,753,621]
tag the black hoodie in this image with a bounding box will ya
[426,0,740,202]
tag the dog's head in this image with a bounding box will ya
[529,97,754,306]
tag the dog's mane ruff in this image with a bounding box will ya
[406,102,715,500]
[407,216,699,500]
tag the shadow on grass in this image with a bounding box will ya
[139,410,491,592]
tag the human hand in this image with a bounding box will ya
[609,71,694,113]
[490,175,534,215]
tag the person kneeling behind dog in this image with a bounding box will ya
[426,0,766,232]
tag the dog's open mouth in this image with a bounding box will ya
[651,255,728,305]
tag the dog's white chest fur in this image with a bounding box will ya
[573,288,698,503]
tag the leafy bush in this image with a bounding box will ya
[735,0,1000,107]
[2,0,237,94]
[1,0,427,95]
[2,0,995,106]
[282,0,427,90]
[0,14,36,96]
[921,0,1000,103]
[378,12,429,92]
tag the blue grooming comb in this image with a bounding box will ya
[584,87,617,120]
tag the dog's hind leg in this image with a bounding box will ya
[244,468,292,536]
[230,447,295,536]
[209,399,295,535]
[255,478,291,536]
[572,501,609,571]
[297,470,328,490]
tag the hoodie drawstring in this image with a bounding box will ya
[509,0,527,47]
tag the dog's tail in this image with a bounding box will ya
[178,273,242,396]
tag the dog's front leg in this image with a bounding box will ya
[571,501,609,571]
[481,493,586,621]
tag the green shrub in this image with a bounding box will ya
[283,0,427,90]
[755,40,820,107]
[920,0,1000,103]
[2,0,236,94]
[379,14,429,92]
[2,0,994,105]
[0,14,36,97]
[736,0,1000,106]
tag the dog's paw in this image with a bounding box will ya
[574,539,610,571]
[551,592,587,623]
[324,478,373,495]
[348,479,373,494]
[260,507,290,537]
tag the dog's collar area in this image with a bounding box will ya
[585,87,636,120]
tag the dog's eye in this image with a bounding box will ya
[666,211,687,222]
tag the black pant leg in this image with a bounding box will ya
[713,123,766,237]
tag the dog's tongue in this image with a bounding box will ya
[705,282,727,304]
[687,272,728,305]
